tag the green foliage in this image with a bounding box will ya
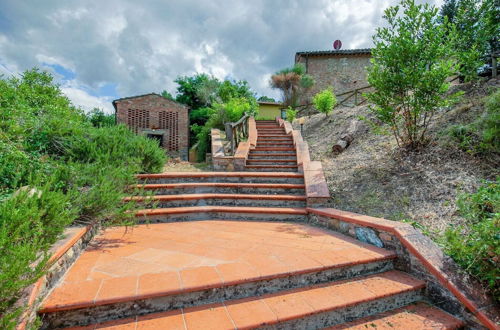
[366,0,461,149]
[286,107,297,122]
[450,0,489,81]
[85,108,115,127]
[174,74,255,111]
[189,107,212,126]
[448,88,500,154]
[440,178,500,302]
[0,68,166,327]
[191,97,258,161]
[173,74,257,161]
[0,187,76,329]
[160,90,175,101]
[270,63,315,108]
[313,87,337,116]
[257,96,276,102]
[441,0,499,81]
[174,74,214,109]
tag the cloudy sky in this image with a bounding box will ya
[0,0,442,113]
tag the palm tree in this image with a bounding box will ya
[270,63,314,108]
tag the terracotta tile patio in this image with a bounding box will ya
[41,220,395,312]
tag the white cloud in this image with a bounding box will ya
[0,0,445,102]
[60,83,114,114]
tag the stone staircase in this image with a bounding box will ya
[245,120,298,172]
[36,120,466,329]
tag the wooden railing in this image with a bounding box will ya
[337,85,372,107]
[225,113,250,154]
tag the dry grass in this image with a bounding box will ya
[299,78,499,234]
[162,160,210,172]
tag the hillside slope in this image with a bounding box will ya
[298,78,499,233]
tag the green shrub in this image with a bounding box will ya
[313,87,337,116]
[365,0,461,149]
[0,187,76,329]
[0,68,166,327]
[286,107,297,122]
[440,178,500,302]
[449,89,500,155]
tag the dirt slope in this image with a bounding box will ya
[298,78,499,233]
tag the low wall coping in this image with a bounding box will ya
[307,207,499,330]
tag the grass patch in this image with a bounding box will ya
[440,178,500,302]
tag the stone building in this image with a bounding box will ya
[113,93,189,160]
[295,48,371,106]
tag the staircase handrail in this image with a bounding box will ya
[225,112,250,154]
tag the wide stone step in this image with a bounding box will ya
[245,164,299,172]
[136,171,304,184]
[135,206,308,222]
[132,182,306,195]
[326,302,464,329]
[247,159,297,166]
[250,149,297,156]
[257,135,293,141]
[248,153,297,160]
[253,147,296,152]
[39,221,398,328]
[51,270,425,329]
[125,193,307,208]
[257,134,290,138]
[257,142,295,146]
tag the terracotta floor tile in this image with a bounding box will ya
[41,280,102,311]
[225,297,278,329]
[180,266,223,291]
[88,270,116,281]
[154,252,204,269]
[95,276,138,304]
[136,309,185,329]
[183,303,235,330]
[240,253,290,278]
[63,263,94,283]
[138,271,182,297]
[94,257,169,277]
[328,280,376,307]
[362,271,425,297]
[216,262,260,284]
[298,284,345,313]
[95,317,137,329]
[263,289,315,322]
[275,251,325,272]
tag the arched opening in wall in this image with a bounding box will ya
[159,111,179,151]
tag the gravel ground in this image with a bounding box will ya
[298,78,499,234]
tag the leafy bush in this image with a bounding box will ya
[286,107,297,122]
[0,69,166,328]
[449,89,500,155]
[441,178,500,302]
[85,108,115,127]
[365,0,461,149]
[313,87,337,116]
[0,187,76,329]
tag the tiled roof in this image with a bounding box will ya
[112,93,162,105]
[296,48,371,57]
[112,93,188,110]
[258,101,282,106]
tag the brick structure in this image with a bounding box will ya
[113,93,189,160]
[295,49,371,106]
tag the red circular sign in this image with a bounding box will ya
[333,40,342,50]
